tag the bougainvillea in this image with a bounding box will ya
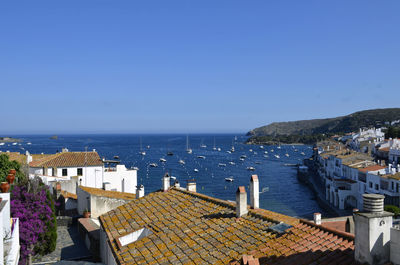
[10,177,57,265]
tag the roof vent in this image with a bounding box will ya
[268,222,292,236]
[363,194,384,213]
[117,228,153,247]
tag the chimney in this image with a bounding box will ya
[163,173,170,191]
[236,186,248,218]
[26,151,32,164]
[313,213,321,225]
[103,182,111,191]
[136,185,144,198]
[354,194,393,265]
[391,226,400,264]
[250,175,259,209]
[174,180,180,188]
[187,179,196,192]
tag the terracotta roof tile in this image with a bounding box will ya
[358,165,386,173]
[99,188,356,265]
[79,186,135,200]
[29,151,103,167]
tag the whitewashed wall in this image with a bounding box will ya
[103,165,137,193]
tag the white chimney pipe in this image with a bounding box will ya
[313,213,322,225]
[174,181,180,188]
[103,182,111,191]
[354,194,393,265]
[163,173,170,192]
[187,180,196,192]
[236,186,248,218]
[250,175,259,209]
[136,185,144,198]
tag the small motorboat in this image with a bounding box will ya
[239,158,245,161]
[159,158,167,162]
[260,145,264,149]
[170,176,176,180]
[178,159,185,165]
[249,149,253,152]
[140,151,146,156]
[285,153,289,157]
[247,167,255,171]
[228,161,235,165]
[240,155,247,159]
[255,161,261,164]
[149,163,158,167]
[264,151,268,154]
[167,152,174,156]
[225,177,234,182]
[194,168,199,172]
[301,152,305,155]
[197,155,206,159]
[274,155,280,159]
[114,155,120,159]
[217,147,221,151]
[218,163,226,167]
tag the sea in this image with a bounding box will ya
[1,134,330,219]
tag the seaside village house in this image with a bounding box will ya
[315,140,400,210]
[86,173,400,265]
[27,148,136,189]
[0,191,20,265]
[4,149,137,215]
[349,127,385,153]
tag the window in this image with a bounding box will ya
[77,168,83,176]
[375,184,379,190]
[62,168,68,176]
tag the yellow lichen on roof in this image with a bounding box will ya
[79,186,135,200]
[99,188,355,265]
[381,172,400,180]
[60,190,78,200]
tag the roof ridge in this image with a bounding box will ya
[30,153,61,167]
[299,219,355,241]
[173,188,299,226]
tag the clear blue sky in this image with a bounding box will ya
[1,1,399,134]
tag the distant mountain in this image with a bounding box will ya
[246,108,400,144]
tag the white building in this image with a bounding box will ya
[0,193,20,265]
[349,127,385,153]
[28,149,137,194]
[317,141,400,210]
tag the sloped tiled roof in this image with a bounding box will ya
[99,188,356,265]
[29,151,103,167]
[79,186,135,200]
[5,152,51,165]
[358,165,386,173]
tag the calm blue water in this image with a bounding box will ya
[1,134,328,219]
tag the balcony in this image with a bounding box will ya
[3,218,20,265]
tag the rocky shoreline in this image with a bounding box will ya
[0,137,21,143]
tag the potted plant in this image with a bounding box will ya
[83,209,91,218]
[0,182,10,193]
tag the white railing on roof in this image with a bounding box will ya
[4,218,20,265]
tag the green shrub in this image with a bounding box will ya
[384,205,400,216]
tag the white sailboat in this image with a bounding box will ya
[213,137,217,151]
[186,135,192,154]
[139,137,146,156]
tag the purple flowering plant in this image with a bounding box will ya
[10,177,57,265]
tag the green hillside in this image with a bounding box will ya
[246,108,400,144]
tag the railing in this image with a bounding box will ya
[4,218,20,265]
